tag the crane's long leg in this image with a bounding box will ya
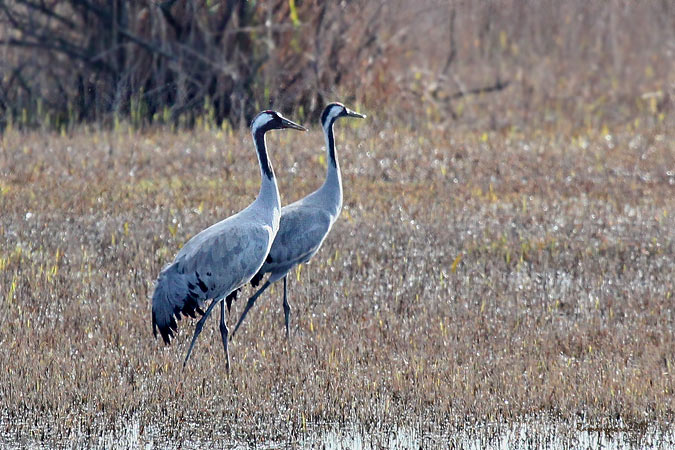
[219,300,231,372]
[282,276,291,340]
[230,280,272,341]
[183,298,220,367]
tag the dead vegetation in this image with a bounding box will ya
[0,1,673,447]
[0,112,673,446]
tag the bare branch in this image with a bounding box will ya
[157,0,183,37]
[15,0,77,28]
[0,38,115,74]
[445,79,510,101]
[442,6,456,74]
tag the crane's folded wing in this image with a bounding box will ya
[152,222,272,344]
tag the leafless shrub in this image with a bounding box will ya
[0,0,391,127]
[1,1,672,130]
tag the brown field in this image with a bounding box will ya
[0,113,673,447]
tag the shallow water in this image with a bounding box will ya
[4,416,672,449]
[303,421,674,450]
[304,422,674,450]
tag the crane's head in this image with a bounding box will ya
[321,102,366,129]
[251,110,306,134]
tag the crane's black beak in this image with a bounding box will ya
[345,107,366,119]
[280,117,307,131]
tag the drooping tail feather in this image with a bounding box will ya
[250,253,273,288]
[225,289,239,313]
[250,270,264,288]
[152,266,205,344]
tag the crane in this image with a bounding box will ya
[230,102,366,340]
[151,110,306,370]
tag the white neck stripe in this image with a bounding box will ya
[323,107,342,129]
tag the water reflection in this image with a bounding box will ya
[304,421,674,450]
[3,417,673,449]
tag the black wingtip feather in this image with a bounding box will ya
[152,315,158,338]
[155,293,206,346]
[152,307,173,345]
[152,309,171,344]
[161,329,172,345]
[225,289,239,312]
[195,272,209,293]
[153,272,210,346]
[250,271,264,288]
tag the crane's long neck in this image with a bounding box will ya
[320,119,343,213]
[252,128,281,212]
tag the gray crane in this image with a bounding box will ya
[230,103,366,340]
[151,110,306,370]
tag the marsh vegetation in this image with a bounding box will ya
[1,0,673,448]
[0,113,673,447]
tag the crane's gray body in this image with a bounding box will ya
[152,187,280,341]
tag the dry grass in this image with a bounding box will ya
[0,114,673,447]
